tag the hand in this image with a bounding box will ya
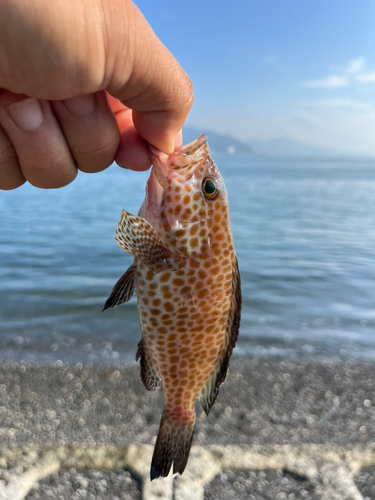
[0,0,193,190]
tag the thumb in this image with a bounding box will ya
[105,0,193,154]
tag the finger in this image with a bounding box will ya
[0,124,25,190]
[115,126,151,171]
[0,92,77,188]
[108,95,183,171]
[107,94,151,171]
[51,91,120,174]
[107,94,134,132]
[105,0,193,154]
[175,130,183,151]
[115,127,183,172]
[106,94,131,127]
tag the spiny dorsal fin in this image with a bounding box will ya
[103,263,136,311]
[199,257,241,415]
[136,339,161,391]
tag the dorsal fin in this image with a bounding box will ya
[199,257,241,414]
[136,339,161,391]
[103,263,136,311]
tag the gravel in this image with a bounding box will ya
[25,468,140,500]
[353,465,375,500]
[1,356,375,498]
[204,468,320,500]
[2,357,375,448]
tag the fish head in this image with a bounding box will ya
[141,134,230,258]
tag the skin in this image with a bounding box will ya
[0,0,193,190]
[110,137,241,477]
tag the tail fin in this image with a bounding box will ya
[150,410,196,480]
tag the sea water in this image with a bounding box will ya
[1,156,375,363]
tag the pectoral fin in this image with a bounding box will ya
[103,263,136,311]
[115,210,179,273]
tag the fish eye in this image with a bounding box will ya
[202,177,219,200]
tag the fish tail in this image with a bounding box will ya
[150,408,196,480]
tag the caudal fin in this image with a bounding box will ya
[150,410,196,480]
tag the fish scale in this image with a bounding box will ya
[104,134,241,479]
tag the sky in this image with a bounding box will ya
[136,0,375,155]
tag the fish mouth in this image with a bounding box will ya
[171,134,208,167]
[142,134,211,228]
[149,134,211,187]
[149,134,207,162]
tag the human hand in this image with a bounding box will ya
[0,0,193,190]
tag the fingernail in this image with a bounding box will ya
[63,94,96,116]
[7,98,43,131]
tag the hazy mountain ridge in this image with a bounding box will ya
[183,125,374,159]
[248,137,373,160]
[183,126,253,155]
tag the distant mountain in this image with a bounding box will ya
[247,137,358,159]
[183,126,374,160]
[183,126,253,155]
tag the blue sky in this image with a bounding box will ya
[136,0,375,155]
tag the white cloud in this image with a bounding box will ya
[301,99,371,110]
[278,107,375,156]
[189,56,375,156]
[347,57,365,73]
[293,112,321,127]
[283,100,375,155]
[356,71,375,83]
[302,75,349,89]
[192,103,375,156]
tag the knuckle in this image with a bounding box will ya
[27,156,77,189]
[0,143,25,190]
[0,141,18,166]
[75,137,118,172]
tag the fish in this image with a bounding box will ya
[104,134,241,480]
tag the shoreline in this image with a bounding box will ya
[2,339,375,367]
[1,357,375,499]
[1,356,375,447]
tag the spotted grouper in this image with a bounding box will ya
[104,134,241,479]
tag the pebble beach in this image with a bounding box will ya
[1,357,375,499]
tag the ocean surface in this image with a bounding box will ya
[1,155,375,364]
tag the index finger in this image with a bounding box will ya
[107,94,134,132]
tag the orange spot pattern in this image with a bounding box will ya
[136,136,237,424]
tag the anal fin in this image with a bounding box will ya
[136,339,161,391]
[103,263,136,311]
